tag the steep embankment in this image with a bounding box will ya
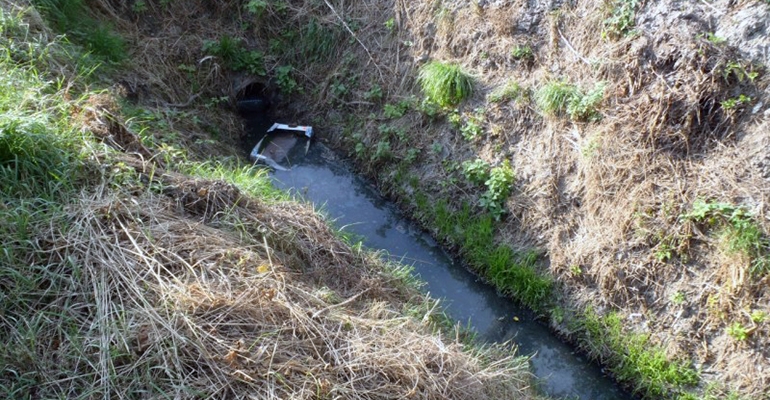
[0,1,540,398]
[25,0,770,398]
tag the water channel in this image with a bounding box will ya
[242,114,633,400]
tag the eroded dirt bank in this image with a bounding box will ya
[56,0,770,398]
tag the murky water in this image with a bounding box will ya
[242,125,632,399]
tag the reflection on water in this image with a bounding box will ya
[246,134,630,400]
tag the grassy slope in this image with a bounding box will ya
[0,2,540,399]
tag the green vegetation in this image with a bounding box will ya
[681,199,770,277]
[460,109,485,140]
[462,158,491,184]
[511,44,534,61]
[536,80,606,121]
[32,0,126,63]
[489,81,526,103]
[727,322,749,341]
[203,36,266,75]
[602,0,639,39]
[720,94,752,110]
[413,197,551,310]
[275,65,299,94]
[480,161,515,221]
[575,308,699,397]
[418,61,474,107]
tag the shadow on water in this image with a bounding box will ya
[241,109,634,400]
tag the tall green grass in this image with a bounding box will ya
[32,0,126,63]
[418,61,473,107]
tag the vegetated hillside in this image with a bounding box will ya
[0,1,542,399]
[40,0,770,398]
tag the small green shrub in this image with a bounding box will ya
[203,36,265,76]
[418,61,473,107]
[510,44,534,61]
[727,322,749,341]
[681,199,770,276]
[567,83,606,121]
[461,159,490,185]
[480,160,515,220]
[720,94,751,110]
[275,65,299,94]
[460,110,484,141]
[300,19,341,62]
[602,0,639,39]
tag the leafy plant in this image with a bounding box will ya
[384,18,396,31]
[418,61,473,107]
[383,100,410,119]
[480,160,515,220]
[203,36,265,75]
[567,83,606,121]
[681,199,770,276]
[460,109,484,141]
[510,44,534,61]
[727,322,749,341]
[462,159,491,185]
[602,0,639,39]
[722,60,759,83]
[275,65,299,94]
[720,94,751,110]
[365,84,383,101]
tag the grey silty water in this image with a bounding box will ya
[245,129,631,399]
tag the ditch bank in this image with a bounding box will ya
[59,0,770,398]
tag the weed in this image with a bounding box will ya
[701,32,727,45]
[365,84,383,101]
[727,322,749,341]
[602,0,639,39]
[569,264,583,276]
[383,101,410,119]
[510,44,534,61]
[275,65,299,94]
[722,60,759,84]
[418,61,473,107]
[537,80,606,121]
[671,291,686,305]
[536,80,579,116]
[431,142,443,154]
[245,0,268,17]
[655,241,674,262]
[720,94,751,110]
[460,110,484,141]
[480,160,515,221]
[681,199,770,276]
[384,18,396,31]
[488,81,524,103]
[462,159,491,185]
[567,82,606,121]
[372,140,392,162]
[750,310,768,323]
[203,36,266,76]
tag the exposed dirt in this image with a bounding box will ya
[74,0,770,397]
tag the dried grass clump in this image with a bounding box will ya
[1,178,535,399]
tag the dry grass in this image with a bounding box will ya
[2,174,535,399]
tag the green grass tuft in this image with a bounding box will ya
[418,61,473,107]
[536,80,605,121]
